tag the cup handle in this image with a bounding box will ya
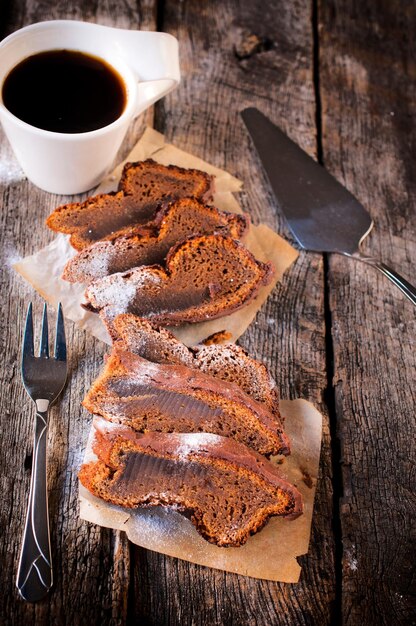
[111,29,180,118]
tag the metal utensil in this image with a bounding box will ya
[17,302,67,602]
[241,107,416,306]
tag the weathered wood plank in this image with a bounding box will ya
[0,2,155,625]
[130,1,336,624]
[319,1,416,624]
[0,1,337,624]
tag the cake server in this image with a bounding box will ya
[241,107,416,306]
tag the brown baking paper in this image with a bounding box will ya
[13,127,299,346]
[79,399,322,582]
[12,129,320,582]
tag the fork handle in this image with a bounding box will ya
[16,404,53,602]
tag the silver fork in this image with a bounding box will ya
[17,302,67,603]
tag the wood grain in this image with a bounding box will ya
[0,2,154,625]
[4,0,414,624]
[319,1,416,624]
[131,1,335,624]
[0,0,334,623]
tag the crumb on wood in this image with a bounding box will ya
[201,330,233,345]
[300,467,313,488]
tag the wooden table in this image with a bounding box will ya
[1,2,415,624]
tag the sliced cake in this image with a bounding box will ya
[62,199,248,283]
[79,418,303,546]
[111,315,281,421]
[82,348,289,457]
[46,159,214,250]
[84,234,274,326]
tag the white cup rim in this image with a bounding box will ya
[0,20,138,140]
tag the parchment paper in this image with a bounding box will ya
[12,129,321,582]
[79,398,322,583]
[13,127,299,346]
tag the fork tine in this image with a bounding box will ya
[39,303,49,357]
[22,302,34,359]
[54,303,66,362]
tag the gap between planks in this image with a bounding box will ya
[312,0,343,623]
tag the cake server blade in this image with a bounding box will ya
[241,107,416,305]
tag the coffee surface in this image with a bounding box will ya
[2,49,126,133]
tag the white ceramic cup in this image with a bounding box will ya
[0,21,180,194]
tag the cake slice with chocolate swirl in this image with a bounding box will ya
[47,159,214,250]
[83,348,289,457]
[79,418,303,547]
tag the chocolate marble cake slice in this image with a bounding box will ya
[84,234,274,326]
[79,418,303,547]
[46,159,214,250]
[111,315,282,422]
[62,199,248,283]
[82,348,290,457]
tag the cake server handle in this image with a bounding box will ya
[344,252,416,306]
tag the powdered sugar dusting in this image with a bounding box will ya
[0,159,25,185]
[2,241,22,268]
[88,268,162,313]
[94,279,137,313]
[174,432,224,459]
[130,268,163,288]
[81,247,111,279]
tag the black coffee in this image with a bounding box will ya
[2,49,126,133]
